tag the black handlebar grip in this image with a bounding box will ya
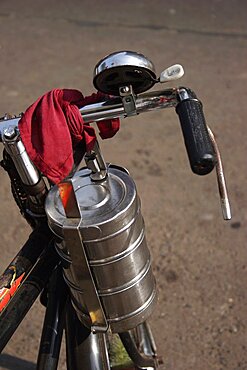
[176,98,216,175]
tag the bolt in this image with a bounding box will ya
[4,126,17,140]
[120,86,130,94]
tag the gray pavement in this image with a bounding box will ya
[0,1,247,369]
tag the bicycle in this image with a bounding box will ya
[0,51,231,369]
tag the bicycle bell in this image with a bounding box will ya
[93,51,157,95]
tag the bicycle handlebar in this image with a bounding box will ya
[79,88,178,122]
[176,88,215,175]
[0,86,215,176]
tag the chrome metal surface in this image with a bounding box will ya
[3,125,17,140]
[119,331,156,369]
[80,88,177,122]
[119,84,137,116]
[0,117,20,140]
[0,89,179,141]
[135,89,177,113]
[65,304,111,370]
[93,51,157,95]
[46,166,157,332]
[85,141,107,181]
[207,126,232,220]
[176,86,196,101]
[135,322,157,358]
[63,223,108,332]
[2,130,40,186]
[83,333,111,370]
[58,178,81,218]
[94,51,156,77]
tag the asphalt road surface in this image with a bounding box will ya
[0,1,246,369]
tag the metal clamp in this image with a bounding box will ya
[84,141,108,181]
[119,85,137,116]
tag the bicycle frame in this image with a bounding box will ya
[0,82,230,369]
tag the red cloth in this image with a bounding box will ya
[18,89,120,184]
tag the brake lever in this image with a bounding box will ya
[207,126,232,220]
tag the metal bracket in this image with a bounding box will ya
[119,85,137,116]
[84,141,107,181]
[58,178,81,218]
[63,224,109,333]
[58,178,108,333]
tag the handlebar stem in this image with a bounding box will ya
[2,127,48,213]
[2,127,40,186]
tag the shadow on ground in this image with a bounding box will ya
[0,354,35,370]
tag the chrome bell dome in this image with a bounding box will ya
[93,51,157,96]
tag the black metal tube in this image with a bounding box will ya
[0,222,54,315]
[0,242,59,353]
[36,266,68,370]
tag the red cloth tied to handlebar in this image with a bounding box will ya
[18,89,120,184]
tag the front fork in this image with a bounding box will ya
[36,266,159,370]
[65,302,111,370]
